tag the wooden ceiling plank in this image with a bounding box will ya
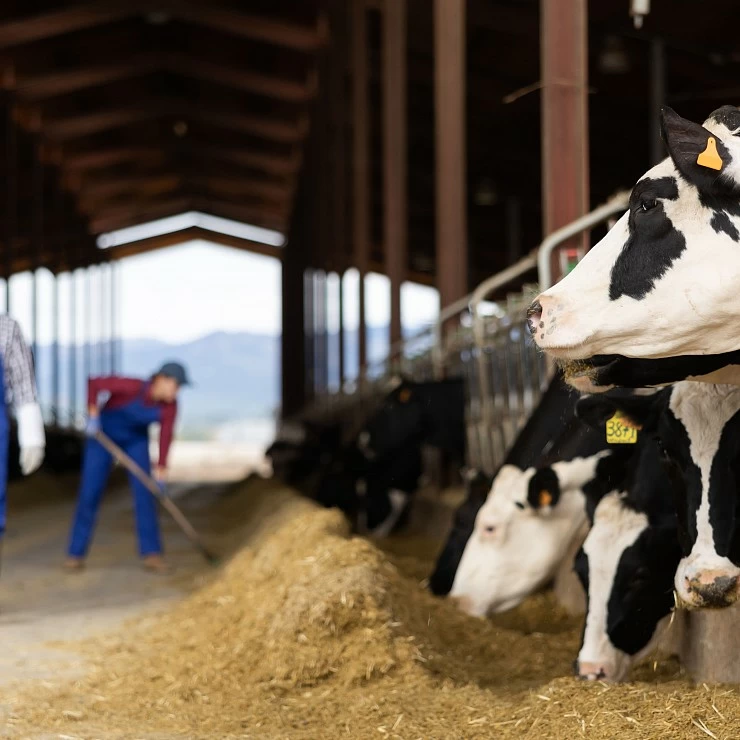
[64,146,163,171]
[160,1,325,52]
[162,53,313,103]
[43,103,304,143]
[16,55,155,100]
[0,1,134,49]
[44,106,154,140]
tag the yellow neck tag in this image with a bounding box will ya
[606,411,639,444]
[697,136,723,170]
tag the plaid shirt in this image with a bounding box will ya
[0,315,37,407]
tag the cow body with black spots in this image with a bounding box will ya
[571,414,683,682]
[578,383,740,610]
[528,105,740,389]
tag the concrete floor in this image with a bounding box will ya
[0,474,229,691]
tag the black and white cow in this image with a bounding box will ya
[571,413,683,682]
[577,382,740,610]
[429,372,610,597]
[528,105,740,387]
[449,451,629,616]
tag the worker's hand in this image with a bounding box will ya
[20,446,44,476]
[153,465,167,483]
[85,415,101,437]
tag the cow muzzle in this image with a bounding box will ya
[675,561,740,609]
[574,659,615,682]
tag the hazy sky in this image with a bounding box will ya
[5,239,440,344]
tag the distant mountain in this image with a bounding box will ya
[30,324,432,436]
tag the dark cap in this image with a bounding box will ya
[155,361,191,386]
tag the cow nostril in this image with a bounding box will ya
[526,300,543,335]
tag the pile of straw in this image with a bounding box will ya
[5,481,739,739]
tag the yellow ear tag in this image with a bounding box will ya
[538,490,553,508]
[398,389,412,403]
[606,411,640,444]
[697,136,723,170]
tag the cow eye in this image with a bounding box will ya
[640,199,658,212]
[514,501,525,510]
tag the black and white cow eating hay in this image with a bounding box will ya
[570,410,683,682]
[529,105,740,389]
[578,383,740,610]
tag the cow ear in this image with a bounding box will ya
[576,392,658,433]
[661,106,736,193]
[527,467,561,512]
[575,395,619,430]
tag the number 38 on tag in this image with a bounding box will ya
[606,411,640,444]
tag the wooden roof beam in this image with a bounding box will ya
[108,225,283,260]
[161,53,315,103]
[44,102,306,143]
[63,146,164,171]
[158,1,327,52]
[15,52,315,104]
[76,173,182,209]
[0,1,133,49]
[189,175,288,203]
[88,196,195,233]
[15,55,156,101]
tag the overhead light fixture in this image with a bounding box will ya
[630,0,650,29]
[599,36,630,74]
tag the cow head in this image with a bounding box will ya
[577,384,740,609]
[449,459,598,617]
[574,490,681,682]
[530,105,740,362]
[358,380,424,460]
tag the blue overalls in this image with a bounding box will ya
[68,384,163,558]
[0,354,9,537]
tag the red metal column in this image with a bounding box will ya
[434,0,468,309]
[352,0,369,373]
[382,0,407,346]
[540,0,589,275]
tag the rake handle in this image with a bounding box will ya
[93,430,218,563]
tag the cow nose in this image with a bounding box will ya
[526,300,543,335]
[577,661,609,681]
[683,570,740,608]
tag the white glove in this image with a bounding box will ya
[16,402,45,476]
[20,446,44,475]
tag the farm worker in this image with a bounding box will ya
[64,362,191,573]
[0,315,46,537]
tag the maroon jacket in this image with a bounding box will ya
[87,376,177,467]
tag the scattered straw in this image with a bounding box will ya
[3,480,740,739]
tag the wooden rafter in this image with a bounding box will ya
[15,52,314,105]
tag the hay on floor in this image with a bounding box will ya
[5,480,739,739]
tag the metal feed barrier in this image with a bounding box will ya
[315,191,630,475]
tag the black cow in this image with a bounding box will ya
[358,378,466,464]
[266,421,343,489]
[314,439,423,538]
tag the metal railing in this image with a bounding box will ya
[313,192,630,474]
